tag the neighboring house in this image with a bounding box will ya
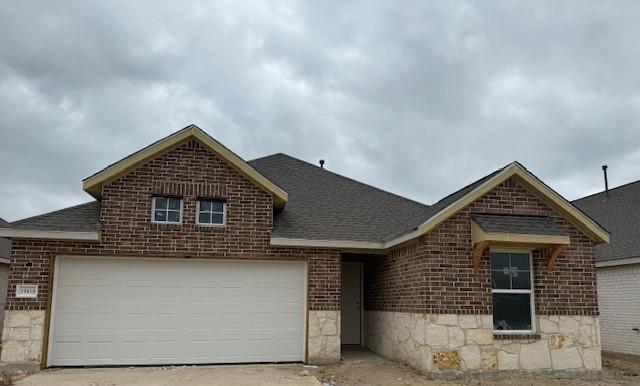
[574,181,640,357]
[0,125,608,378]
[0,218,10,338]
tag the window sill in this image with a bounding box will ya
[493,333,541,340]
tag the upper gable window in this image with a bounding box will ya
[197,199,226,226]
[152,197,182,223]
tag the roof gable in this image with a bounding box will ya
[386,162,609,248]
[83,125,288,208]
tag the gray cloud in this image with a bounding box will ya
[1,1,639,221]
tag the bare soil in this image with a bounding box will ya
[312,352,640,386]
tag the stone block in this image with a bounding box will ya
[425,324,448,347]
[519,340,551,369]
[481,347,497,370]
[551,347,583,370]
[448,326,465,348]
[498,350,519,370]
[8,312,31,328]
[459,345,481,370]
[466,329,492,345]
[458,315,478,329]
[433,350,460,371]
[10,328,30,341]
[437,314,458,326]
[582,347,602,370]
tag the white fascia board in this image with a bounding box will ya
[270,237,384,250]
[596,257,640,268]
[0,228,100,241]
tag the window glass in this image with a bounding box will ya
[491,269,511,289]
[197,199,225,225]
[152,197,182,223]
[511,270,531,289]
[493,293,532,331]
[490,251,533,331]
[168,198,181,210]
[510,253,530,271]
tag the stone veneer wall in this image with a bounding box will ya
[308,311,340,364]
[1,311,45,364]
[366,311,601,379]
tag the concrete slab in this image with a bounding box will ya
[15,364,322,386]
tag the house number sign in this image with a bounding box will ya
[16,284,38,298]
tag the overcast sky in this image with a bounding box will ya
[1,1,639,221]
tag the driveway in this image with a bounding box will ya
[14,364,321,386]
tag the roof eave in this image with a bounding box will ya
[0,228,101,241]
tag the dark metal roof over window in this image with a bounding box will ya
[573,181,640,262]
[471,214,568,236]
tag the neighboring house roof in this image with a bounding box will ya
[573,181,640,264]
[249,153,428,243]
[0,217,10,263]
[471,214,568,236]
[82,125,289,208]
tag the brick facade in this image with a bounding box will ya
[363,177,598,316]
[6,139,341,311]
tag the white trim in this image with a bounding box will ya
[270,237,384,250]
[196,199,227,227]
[151,196,183,224]
[0,228,100,241]
[489,249,536,334]
[596,257,640,267]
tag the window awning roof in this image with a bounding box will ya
[471,214,569,243]
[470,214,570,271]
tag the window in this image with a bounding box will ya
[197,199,226,226]
[490,251,534,332]
[152,197,182,223]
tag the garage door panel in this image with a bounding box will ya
[49,257,305,366]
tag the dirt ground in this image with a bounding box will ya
[3,351,638,386]
[7,365,321,386]
[312,351,640,386]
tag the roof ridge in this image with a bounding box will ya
[12,201,99,225]
[573,179,640,203]
[250,153,430,208]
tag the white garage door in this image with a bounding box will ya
[48,257,306,366]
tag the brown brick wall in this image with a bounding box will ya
[363,177,598,316]
[7,139,341,311]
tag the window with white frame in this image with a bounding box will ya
[490,251,534,332]
[152,197,182,223]
[197,199,226,225]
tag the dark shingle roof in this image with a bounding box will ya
[11,202,101,232]
[248,154,429,242]
[573,181,640,262]
[0,218,10,260]
[471,214,568,236]
[383,167,505,240]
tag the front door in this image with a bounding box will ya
[341,263,361,345]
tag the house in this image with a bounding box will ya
[0,125,607,378]
[0,218,10,337]
[573,181,640,357]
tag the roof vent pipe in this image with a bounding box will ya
[319,159,325,169]
[602,165,609,196]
